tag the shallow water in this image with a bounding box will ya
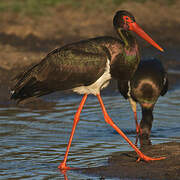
[0,87,180,179]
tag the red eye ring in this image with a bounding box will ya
[123,16,131,23]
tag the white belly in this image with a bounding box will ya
[72,59,111,95]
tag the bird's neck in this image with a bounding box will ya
[140,107,154,138]
[117,29,136,49]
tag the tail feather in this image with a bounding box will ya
[11,79,53,103]
[10,65,52,103]
[11,77,36,100]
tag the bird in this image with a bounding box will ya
[118,58,168,146]
[10,10,165,170]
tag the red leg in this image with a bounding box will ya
[97,94,166,162]
[134,111,140,146]
[60,169,69,180]
[128,98,141,145]
[134,111,147,147]
[134,111,139,135]
[58,94,88,170]
[128,98,140,145]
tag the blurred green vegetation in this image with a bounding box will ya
[0,0,176,16]
[0,0,61,15]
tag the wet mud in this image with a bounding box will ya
[79,142,180,180]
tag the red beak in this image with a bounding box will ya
[129,22,164,52]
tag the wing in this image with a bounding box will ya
[10,45,108,102]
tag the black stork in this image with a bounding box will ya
[10,10,165,170]
[118,58,168,145]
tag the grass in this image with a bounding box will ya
[0,0,177,16]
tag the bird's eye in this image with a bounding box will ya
[124,16,133,25]
[123,16,131,23]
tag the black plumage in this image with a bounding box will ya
[10,10,165,169]
[118,58,168,144]
[10,10,163,103]
[10,36,138,102]
[11,38,110,101]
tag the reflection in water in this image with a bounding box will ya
[0,89,180,179]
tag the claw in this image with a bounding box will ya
[136,154,166,162]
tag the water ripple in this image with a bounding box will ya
[0,89,180,179]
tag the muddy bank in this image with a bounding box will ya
[78,142,180,180]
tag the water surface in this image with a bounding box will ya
[0,88,180,179]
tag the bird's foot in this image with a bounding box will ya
[58,162,78,170]
[58,162,71,170]
[136,153,166,162]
